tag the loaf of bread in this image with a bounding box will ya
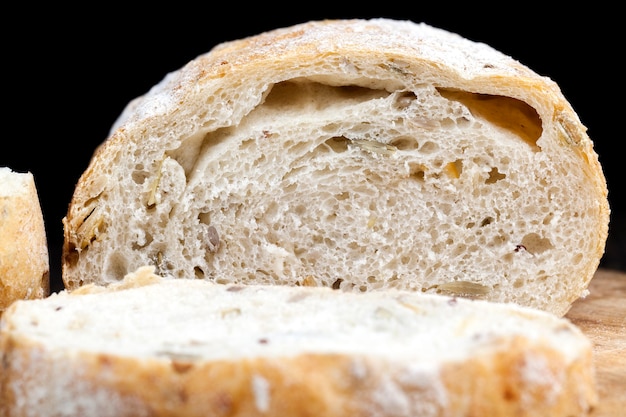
[62,19,609,316]
[0,265,597,417]
[0,167,49,316]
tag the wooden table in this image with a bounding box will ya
[565,268,626,416]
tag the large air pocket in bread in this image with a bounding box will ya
[61,19,609,316]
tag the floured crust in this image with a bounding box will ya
[0,168,49,316]
[1,267,597,417]
[0,342,596,417]
[62,19,609,316]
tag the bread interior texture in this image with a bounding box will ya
[65,75,602,314]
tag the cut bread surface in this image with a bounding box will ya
[62,19,609,317]
[0,266,597,417]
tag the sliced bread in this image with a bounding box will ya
[0,266,597,417]
[0,167,49,316]
[61,19,610,316]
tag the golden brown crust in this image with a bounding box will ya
[440,337,597,416]
[1,334,596,416]
[0,169,49,316]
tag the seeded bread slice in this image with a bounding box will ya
[0,167,49,316]
[62,19,609,316]
[0,266,597,417]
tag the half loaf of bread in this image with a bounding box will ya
[0,167,49,316]
[62,19,609,316]
[0,266,597,417]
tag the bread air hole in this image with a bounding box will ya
[485,167,506,184]
[262,81,389,110]
[324,137,350,153]
[520,233,553,254]
[393,91,418,109]
[437,89,542,150]
[389,136,419,150]
[407,162,426,181]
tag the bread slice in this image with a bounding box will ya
[0,167,49,316]
[0,266,597,417]
[62,19,609,316]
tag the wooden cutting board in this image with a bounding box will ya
[565,268,626,416]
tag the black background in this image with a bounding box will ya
[4,6,622,292]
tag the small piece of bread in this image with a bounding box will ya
[61,19,610,316]
[0,266,597,417]
[0,167,49,316]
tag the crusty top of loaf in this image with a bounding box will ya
[108,19,550,132]
[62,19,609,317]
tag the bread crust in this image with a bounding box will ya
[0,343,596,417]
[1,268,597,417]
[62,19,609,316]
[0,168,49,316]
